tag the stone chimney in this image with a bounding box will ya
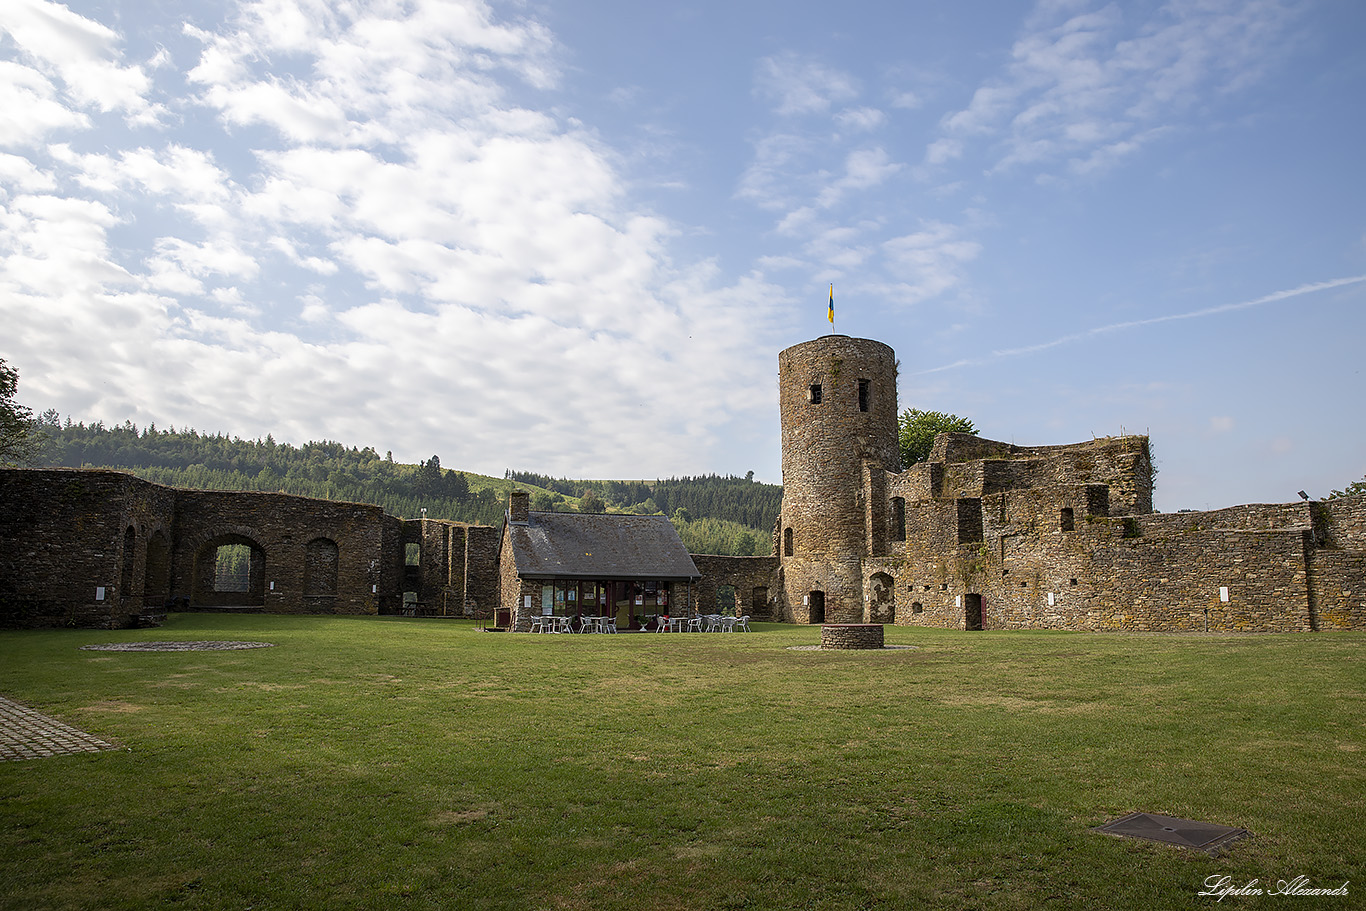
[509,490,530,525]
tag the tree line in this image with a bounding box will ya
[25,414,780,553]
[504,469,781,530]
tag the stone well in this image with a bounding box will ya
[820,623,884,649]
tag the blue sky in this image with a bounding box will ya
[1,0,1362,511]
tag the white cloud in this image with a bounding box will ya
[929,0,1300,178]
[1210,416,1235,433]
[0,60,90,147]
[0,0,160,125]
[877,222,982,306]
[1,0,787,480]
[754,52,860,116]
[835,106,886,132]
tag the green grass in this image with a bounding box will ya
[0,616,1361,910]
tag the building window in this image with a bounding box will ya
[784,527,794,557]
[858,378,870,412]
[1060,507,1075,532]
[808,384,822,404]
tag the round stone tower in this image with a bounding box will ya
[778,335,900,623]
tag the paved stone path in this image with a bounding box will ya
[0,696,120,762]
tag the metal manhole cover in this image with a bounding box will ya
[81,641,274,652]
[1092,812,1251,854]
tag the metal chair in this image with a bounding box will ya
[734,615,751,632]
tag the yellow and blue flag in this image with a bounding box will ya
[827,284,834,325]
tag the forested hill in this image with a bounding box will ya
[32,417,781,555]
[503,470,780,531]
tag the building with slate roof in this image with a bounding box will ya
[498,490,700,631]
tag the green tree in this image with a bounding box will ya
[578,490,606,513]
[1328,475,1366,499]
[0,359,43,466]
[898,408,976,467]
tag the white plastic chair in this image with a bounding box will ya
[686,615,703,632]
[734,615,751,632]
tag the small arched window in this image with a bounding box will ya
[784,527,794,557]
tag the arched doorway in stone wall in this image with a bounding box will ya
[143,531,172,608]
[303,537,340,613]
[192,534,266,607]
[869,572,895,623]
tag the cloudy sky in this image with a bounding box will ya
[2,0,1363,511]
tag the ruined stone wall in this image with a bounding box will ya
[1,469,177,628]
[688,555,780,619]
[1308,549,1366,630]
[1085,526,1312,631]
[929,436,1152,515]
[498,523,535,631]
[171,490,390,615]
[1306,494,1366,629]
[1319,495,1366,549]
[406,518,495,617]
[864,468,1333,631]
[464,525,499,618]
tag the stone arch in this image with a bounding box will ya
[304,537,340,613]
[190,530,266,607]
[868,572,896,623]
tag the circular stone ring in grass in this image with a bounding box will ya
[81,641,274,652]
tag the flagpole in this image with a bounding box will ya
[828,283,834,330]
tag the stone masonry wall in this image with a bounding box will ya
[171,489,389,615]
[864,455,1342,631]
[1,469,177,628]
[688,555,781,619]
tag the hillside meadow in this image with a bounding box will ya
[0,615,1360,910]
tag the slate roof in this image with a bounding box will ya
[504,511,701,581]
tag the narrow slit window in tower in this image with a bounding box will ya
[784,527,794,557]
[858,378,870,412]
[808,384,822,404]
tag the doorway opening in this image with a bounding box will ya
[964,593,983,631]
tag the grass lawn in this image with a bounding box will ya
[0,615,1360,910]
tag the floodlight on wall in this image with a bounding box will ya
[1297,490,1310,501]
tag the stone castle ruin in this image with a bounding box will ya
[2,334,1362,631]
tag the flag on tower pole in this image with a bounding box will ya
[827,284,834,326]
